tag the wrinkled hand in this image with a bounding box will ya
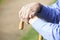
[19,2,41,24]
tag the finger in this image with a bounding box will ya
[19,6,26,19]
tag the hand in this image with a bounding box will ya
[19,2,41,24]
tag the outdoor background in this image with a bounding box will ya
[0,0,56,40]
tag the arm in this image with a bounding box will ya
[29,17,60,40]
[36,0,60,23]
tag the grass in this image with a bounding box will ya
[0,0,4,4]
[0,0,3,4]
[21,28,39,40]
[49,0,57,5]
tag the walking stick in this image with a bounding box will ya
[19,19,24,30]
[19,16,43,40]
[39,35,43,40]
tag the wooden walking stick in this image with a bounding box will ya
[39,35,43,40]
[19,16,43,40]
[19,19,24,30]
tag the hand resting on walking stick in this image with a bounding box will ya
[19,2,43,40]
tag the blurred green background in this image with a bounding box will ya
[0,0,56,40]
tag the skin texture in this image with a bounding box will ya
[19,2,41,24]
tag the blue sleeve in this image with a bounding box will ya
[30,18,60,40]
[36,0,60,23]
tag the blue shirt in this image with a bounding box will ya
[30,0,60,40]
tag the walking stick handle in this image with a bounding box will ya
[39,35,43,40]
[19,19,24,30]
